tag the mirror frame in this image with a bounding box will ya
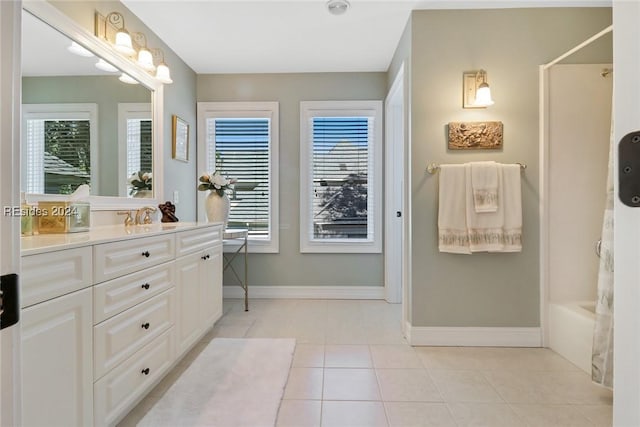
[22,0,164,210]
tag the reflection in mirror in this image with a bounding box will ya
[21,9,153,198]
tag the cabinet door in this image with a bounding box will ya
[175,252,202,356]
[200,244,223,328]
[21,288,93,427]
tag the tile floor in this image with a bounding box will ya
[119,299,613,427]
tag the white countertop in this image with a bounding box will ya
[21,221,224,256]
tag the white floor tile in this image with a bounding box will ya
[276,400,322,427]
[384,402,456,427]
[293,344,326,368]
[325,345,372,368]
[323,368,381,401]
[376,369,442,402]
[284,368,324,400]
[447,402,527,427]
[370,344,423,369]
[321,401,388,427]
[429,369,504,403]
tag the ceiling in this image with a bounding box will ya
[122,0,611,75]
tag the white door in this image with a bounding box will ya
[613,0,640,425]
[0,1,22,425]
[385,64,405,305]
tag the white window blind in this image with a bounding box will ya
[126,119,152,176]
[300,101,382,253]
[197,101,279,253]
[206,117,271,236]
[22,104,98,195]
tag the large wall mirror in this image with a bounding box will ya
[21,2,164,208]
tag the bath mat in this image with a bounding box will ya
[138,338,295,427]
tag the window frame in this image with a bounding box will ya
[299,100,383,254]
[197,101,279,253]
[117,103,152,197]
[22,103,99,195]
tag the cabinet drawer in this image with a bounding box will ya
[94,234,175,283]
[94,328,175,427]
[94,262,174,324]
[21,247,92,308]
[175,225,222,257]
[94,289,174,380]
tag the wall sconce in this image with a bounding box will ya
[67,41,94,57]
[104,12,135,56]
[133,32,156,72]
[95,11,173,84]
[463,69,494,108]
[151,48,173,84]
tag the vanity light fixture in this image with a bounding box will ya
[463,69,495,108]
[327,0,350,15]
[67,41,94,57]
[104,12,135,56]
[95,58,119,72]
[151,48,173,84]
[133,32,156,72]
[118,73,139,85]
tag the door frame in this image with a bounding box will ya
[384,63,412,336]
[0,1,23,425]
[612,0,640,424]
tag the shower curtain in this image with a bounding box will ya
[592,113,614,389]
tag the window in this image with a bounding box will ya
[300,101,382,253]
[118,104,152,197]
[197,102,279,253]
[22,104,98,195]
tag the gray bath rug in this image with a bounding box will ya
[139,338,295,427]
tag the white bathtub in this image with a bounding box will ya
[548,301,595,374]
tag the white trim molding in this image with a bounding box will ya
[407,326,542,347]
[223,285,385,300]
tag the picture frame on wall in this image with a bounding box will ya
[172,115,189,162]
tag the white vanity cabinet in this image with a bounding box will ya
[175,227,223,357]
[20,250,94,427]
[19,222,223,427]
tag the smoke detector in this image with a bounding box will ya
[327,0,350,16]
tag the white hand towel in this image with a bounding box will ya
[471,161,499,212]
[438,164,471,254]
[465,163,505,252]
[499,164,523,252]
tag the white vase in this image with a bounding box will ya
[133,189,152,198]
[205,191,230,228]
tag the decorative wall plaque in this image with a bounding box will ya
[448,121,503,150]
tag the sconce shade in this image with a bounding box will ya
[119,73,139,84]
[137,48,156,71]
[114,30,135,56]
[155,63,173,84]
[68,42,94,57]
[475,82,494,107]
[95,59,118,73]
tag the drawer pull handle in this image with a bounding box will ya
[141,322,150,330]
[141,283,150,290]
[141,368,150,375]
[201,254,210,260]
[142,251,150,258]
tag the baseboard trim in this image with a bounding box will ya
[408,326,542,347]
[223,285,385,300]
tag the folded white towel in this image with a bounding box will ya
[438,164,471,254]
[471,161,499,213]
[466,164,505,252]
[500,164,523,252]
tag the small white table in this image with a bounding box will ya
[223,228,249,311]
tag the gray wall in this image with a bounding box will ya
[197,73,386,287]
[22,75,150,197]
[407,8,612,327]
[49,1,198,220]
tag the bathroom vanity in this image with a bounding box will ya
[19,222,223,427]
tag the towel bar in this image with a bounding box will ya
[426,162,526,174]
